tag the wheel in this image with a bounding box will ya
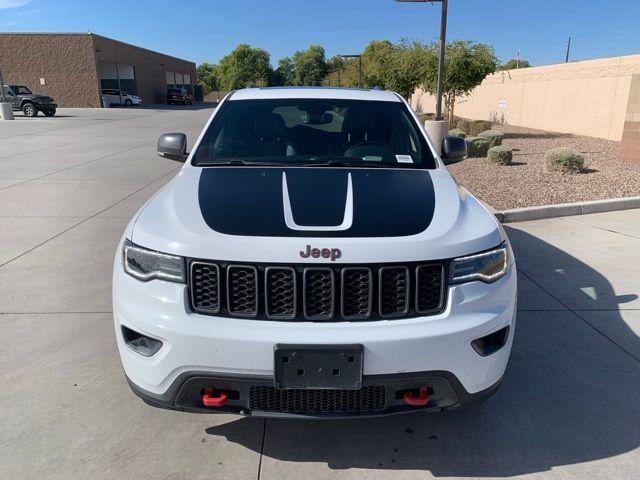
[43,108,56,117]
[124,99,132,106]
[22,103,37,117]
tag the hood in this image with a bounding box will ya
[131,167,502,263]
[197,167,435,237]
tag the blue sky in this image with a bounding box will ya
[2,0,639,67]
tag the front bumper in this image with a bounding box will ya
[125,369,503,418]
[113,246,517,416]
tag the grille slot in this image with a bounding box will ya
[341,267,372,320]
[303,267,335,320]
[265,267,296,320]
[190,262,220,314]
[379,266,410,317]
[226,265,258,317]
[249,386,386,414]
[416,264,445,314]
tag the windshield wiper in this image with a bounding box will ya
[298,159,388,168]
[196,159,294,167]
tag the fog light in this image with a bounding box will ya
[121,326,163,357]
[471,326,510,357]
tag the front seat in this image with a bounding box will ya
[252,112,289,157]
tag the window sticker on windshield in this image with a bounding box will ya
[396,154,414,163]
[362,155,383,162]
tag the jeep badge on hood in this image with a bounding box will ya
[299,245,342,261]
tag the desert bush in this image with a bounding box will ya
[456,118,471,132]
[468,120,493,136]
[478,129,503,147]
[465,136,490,157]
[449,128,467,138]
[487,145,513,165]
[544,147,585,174]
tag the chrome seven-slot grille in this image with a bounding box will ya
[189,261,446,322]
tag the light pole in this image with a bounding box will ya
[396,0,448,121]
[339,54,362,88]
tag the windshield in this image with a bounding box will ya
[192,98,436,169]
[11,85,32,95]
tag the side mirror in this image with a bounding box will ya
[441,136,467,165]
[157,133,188,162]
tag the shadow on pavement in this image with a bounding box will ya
[205,227,640,476]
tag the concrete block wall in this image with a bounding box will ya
[0,33,100,107]
[620,74,640,163]
[0,33,196,108]
[411,54,640,142]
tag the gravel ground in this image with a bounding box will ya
[447,124,640,210]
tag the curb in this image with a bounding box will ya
[491,196,640,223]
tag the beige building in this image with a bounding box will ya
[411,54,640,163]
[0,33,196,107]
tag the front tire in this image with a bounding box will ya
[124,99,132,106]
[43,108,56,117]
[22,103,37,117]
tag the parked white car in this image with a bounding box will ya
[113,87,517,418]
[101,89,142,106]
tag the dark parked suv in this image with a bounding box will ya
[1,84,57,117]
[167,88,193,105]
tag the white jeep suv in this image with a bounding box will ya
[113,87,516,418]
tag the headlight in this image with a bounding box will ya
[122,239,185,283]
[451,242,510,284]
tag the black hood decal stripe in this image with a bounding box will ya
[198,167,435,237]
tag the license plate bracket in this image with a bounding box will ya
[274,344,363,390]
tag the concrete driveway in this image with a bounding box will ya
[1,108,639,479]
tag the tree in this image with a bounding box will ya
[322,55,347,86]
[362,40,395,89]
[217,44,273,90]
[196,62,220,95]
[274,57,295,86]
[362,39,430,100]
[421,40,498,126]
[292,45,328,86]
[500,58,531,70]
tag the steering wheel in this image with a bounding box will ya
[343,140,396,162]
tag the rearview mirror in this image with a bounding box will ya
[157,133,187,162]
[441,136,467,165]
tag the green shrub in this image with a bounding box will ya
[468,120,493,136]
[487,145,513,165]
[465,136,490,157]
[478,129,503,147]
[449,128,467,138]
[544,147,585,174]
[456,118,471,132]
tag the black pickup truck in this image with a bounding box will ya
[1,84,57,117]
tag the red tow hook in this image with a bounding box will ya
[202,388,228,407]
[403,387,429,406]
